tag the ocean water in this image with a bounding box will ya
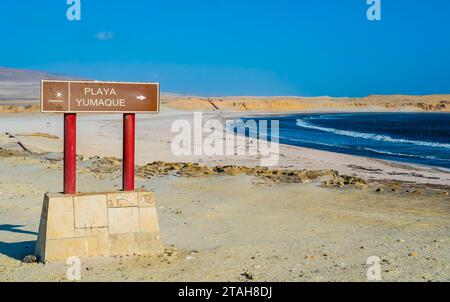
[241,113,450,169]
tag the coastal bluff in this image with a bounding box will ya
[162,94,450,113]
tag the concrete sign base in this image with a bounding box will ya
[35,190,163,262]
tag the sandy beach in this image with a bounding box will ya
[0,104,449,281]
[1,106,449,185]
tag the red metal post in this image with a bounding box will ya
[123,113,136,191]
[64,113,77,194]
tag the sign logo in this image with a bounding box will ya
[49,90,65,103]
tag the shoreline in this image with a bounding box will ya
[223,111,450,182]
[0,109,449,186]
[227,111,450,171]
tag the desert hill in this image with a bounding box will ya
[0,66,76,100]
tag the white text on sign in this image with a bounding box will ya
[76,87,126,108]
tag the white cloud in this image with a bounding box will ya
[94,31,115,40]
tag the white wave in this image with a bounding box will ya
[296,119,450,149]
[282,137,347,148]
[307,113,356,120]
[360,147,447,161]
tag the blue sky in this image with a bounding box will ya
[1,0,449,96]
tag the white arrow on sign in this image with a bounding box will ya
[136,95,147,101]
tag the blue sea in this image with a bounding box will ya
[242,113,450,169]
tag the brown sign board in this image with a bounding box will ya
[41,80,159,113]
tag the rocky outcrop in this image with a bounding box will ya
[134,161,367,188]
[82,158,368,188]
